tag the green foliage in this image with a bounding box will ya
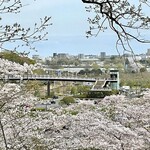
[35,108,46,111]
[33,69,45,75]
[78,68,102,77]
[87,90,115,98]
[0,51,35,65]
[120,72,150,88]
[25,81,43,91]
[44,91,55,99]
[77,85,90,95]
[75,94,88,98]
[69,110,79,115]
[25,81,46,98]
[140,67,146,73]
[71,86,77,95]
[111,90,119,95]
[60,96,75,105]
[34,90,40,97]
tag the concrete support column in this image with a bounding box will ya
[47,80,50,97]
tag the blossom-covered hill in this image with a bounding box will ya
[0,57,149,149]
[0,83,150,149]
[0,58,40,77]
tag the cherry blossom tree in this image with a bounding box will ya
[0,0,51,149]
[1,88,150,149]
[0,1,150,149]
[0,0,52,53]
[82,0,150,55]
[0,59,44,149]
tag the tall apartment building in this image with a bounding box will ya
[100,52,106,59]
[78,54,84,59]
[147,49,150,56]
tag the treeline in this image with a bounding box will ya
[78,68,103,76]
[0,51,35,65]
[45,58,81,68]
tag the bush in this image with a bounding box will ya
[87,90,119,98]
[69,110,79,115]
[60,96,75,105]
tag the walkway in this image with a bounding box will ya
[3,74,105,82]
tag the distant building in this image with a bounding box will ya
[140,54,147,60]
[84,55,98,59]
[78,54,98,60]
[100,52,106,59]
[146,49,150,56]
[78,54,84,59]
[53,53,57,58]
[57,53,68,59]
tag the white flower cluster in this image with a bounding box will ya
[0,91,149,149]
[0,57,149,149]
[0,58,38,77]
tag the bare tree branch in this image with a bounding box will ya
[0,0,52,53]
[82,0,150,54]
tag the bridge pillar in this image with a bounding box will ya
[47,80,50,97]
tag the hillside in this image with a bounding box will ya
[0,51,35,65]
[0,55,150,149]
[0,82,150,149]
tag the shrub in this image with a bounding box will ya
[87,91,114,98]
[69,110,79,115]
[60,96,75,105]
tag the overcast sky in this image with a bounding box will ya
[5,0,150,57]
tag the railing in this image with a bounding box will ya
[1,74,118,83]
[2,74,99,82]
